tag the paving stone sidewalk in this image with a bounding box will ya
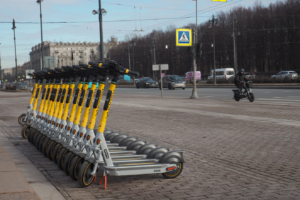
[1,91,300,200]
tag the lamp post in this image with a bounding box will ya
[92,1,107,62]
[37,0,44,70]
[191,0,199,98]
[209,15,219,86]
[12,19,18,83]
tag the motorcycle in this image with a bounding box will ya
[232,81,255,102]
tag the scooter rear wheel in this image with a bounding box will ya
[18,114,26,126]
[162,163,183,179]
[78,161,95,188]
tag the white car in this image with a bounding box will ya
[271,71,298,80]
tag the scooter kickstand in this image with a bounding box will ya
[99,172,107,189]
[94,173,97,183]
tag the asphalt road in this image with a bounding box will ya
[115,87,300,105]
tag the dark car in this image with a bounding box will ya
[244,72,256,79]
[136,77,158,88]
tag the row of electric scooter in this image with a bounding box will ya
[18,61,184,188]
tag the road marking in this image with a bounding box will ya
[257,98,300,102]
[113,102,300,127]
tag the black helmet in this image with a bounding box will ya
[239,68,245,73]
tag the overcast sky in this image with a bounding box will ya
[0,0,277,69]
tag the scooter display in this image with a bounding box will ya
[232,81,255,102]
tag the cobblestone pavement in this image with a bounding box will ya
[1,91,300,200]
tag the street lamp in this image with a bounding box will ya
[12,19,19,90]
[37,0,44,70]
[208,15,219,86]
[92,0,107,62]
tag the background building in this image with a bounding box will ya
[29,38,117,71]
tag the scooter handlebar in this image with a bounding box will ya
[127,70,139,77]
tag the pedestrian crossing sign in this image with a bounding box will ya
[212,0,227,2]
[176,29,192,46]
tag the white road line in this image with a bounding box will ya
[257,98,300,102]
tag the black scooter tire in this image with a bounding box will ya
[57,148,68,170]
[21,125,29,139]
[52,144,62,164]
[38,135,47,152]
[42,138,51,156]
[78,161,95,188]
[34,133,42,148]
[18,114,26,126]
[69,155,83,181]
[28,129,36,143]
[46,141,56,160]
[62,151,74,175]
[248,93,255,102]
[162,163,183,179]
[33,131,41,147]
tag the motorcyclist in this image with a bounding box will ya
[235,68,248,95]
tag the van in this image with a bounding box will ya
[207,68,235,80]
[185,71,201,81]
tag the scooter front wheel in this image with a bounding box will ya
[162,163,183,179]
[21,125,29,139]
[248,93,255,102]
[18,114,26,126]
[78,161,95,188]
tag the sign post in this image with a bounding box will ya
[152,64,169,97]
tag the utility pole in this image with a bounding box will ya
[132,39,135,71]
[99,0,104,61]
[37,0,44,70]
[190,0,198,99]
[150,38,156,79]
[0,43,2,85]
[12,19,19,89]
[231,15,239,74]
[209,15,219,85]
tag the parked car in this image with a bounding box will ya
[271,71,298,80]
[136,77,158,88]
[208,68,235,80]
[10,82,16,90]
[180,76,189,83]
[18,82,28,90]
[243,72,256,79]
[5,82,11,90]
[158,75,186,90]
